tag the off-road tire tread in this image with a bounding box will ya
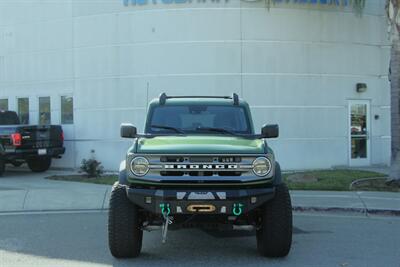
[256,183,293,257]
[108,184,143,258]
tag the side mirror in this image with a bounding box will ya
[261,124,279,138]
[121,124,137,138]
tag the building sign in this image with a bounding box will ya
[274,0,350,6]
[123,0,351,7]
[124,0,228,6]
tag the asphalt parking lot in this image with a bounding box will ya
[0,211,399,267]
[1,169,399,267]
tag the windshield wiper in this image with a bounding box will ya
[195,127,238,136]
[151,125,185,134]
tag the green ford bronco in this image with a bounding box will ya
[108,93,292,258]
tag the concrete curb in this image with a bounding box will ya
[0,206,399,217]
[293,206,400,216]
[0,209,108,216]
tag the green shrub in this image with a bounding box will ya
[80,158,104,178]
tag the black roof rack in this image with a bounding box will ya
[159,93,239,106]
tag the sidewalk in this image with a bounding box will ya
[0,169,111,212]
[0,170,399,215]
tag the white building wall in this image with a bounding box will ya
[0,0,391,171]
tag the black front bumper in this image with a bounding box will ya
[126,186,275,216]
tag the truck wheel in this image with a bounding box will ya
[256,183,292,258]
[0,160,5,176]
[27,157,52,173]
[108,184,143,258]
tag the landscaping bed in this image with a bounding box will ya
[283,170,399,192]
[47,175,118,185]
[46,169,399,192]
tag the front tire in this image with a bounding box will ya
[108,184,143,258]
[0,160,5,176]
[256,183,293,258]
[27,157,52,173]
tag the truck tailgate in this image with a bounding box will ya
[18,125,63,149]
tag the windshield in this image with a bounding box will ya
[146,105,252,135]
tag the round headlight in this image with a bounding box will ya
[130,157,149,177]
[253,157,272,177]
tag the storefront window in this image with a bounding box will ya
[61,96,74,124]
[0,99,8,111]
[39,97,51,125]
[17,98,29,124]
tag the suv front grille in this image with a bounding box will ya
[160,156,241,163]
[146,155,254,178]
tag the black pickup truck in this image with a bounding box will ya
[0,110,65,176]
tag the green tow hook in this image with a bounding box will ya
[159,203,171,216]
[159,203,173,244]
[233,203,244,216]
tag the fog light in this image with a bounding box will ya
[145,197,152,204]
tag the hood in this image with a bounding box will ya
[136,135,265,154]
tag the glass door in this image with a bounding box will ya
[349,100,370,166]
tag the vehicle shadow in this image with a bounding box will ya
[1,166,29,174]
[0,165,48,178]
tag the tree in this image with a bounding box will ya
[387,0,400,184]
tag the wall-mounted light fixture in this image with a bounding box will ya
[356,83,367,93]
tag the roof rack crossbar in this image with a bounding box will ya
[159,93,240,105]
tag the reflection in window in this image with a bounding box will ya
[148,105,251,134]
[61,96,74,124]
[39,97,51,125]
[17,98,29,124]
[351,138,367,159]
[351,104,367,135]
[350,103,368,159]
[0,99,8,111]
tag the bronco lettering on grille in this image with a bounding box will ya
[164,164,238,170]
